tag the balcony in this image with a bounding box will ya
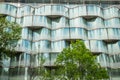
[45,5,68,18]
[104,7,120,19]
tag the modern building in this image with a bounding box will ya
[0,0,120,80]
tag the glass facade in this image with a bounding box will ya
[0,2,120,80]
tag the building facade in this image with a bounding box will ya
[0,0,120,80]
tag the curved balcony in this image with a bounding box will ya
[32,40,51,53]
[97,54,110,67]
[76,5,103,19]
[90,40,107,54]
[52,17,69,29]
[104,28,120,43]
[107,42,120,55]
[1,4,120,20]
[70,28,87,40]
[88,29,108,40]
[20,16,51,29]
[52,28,69,41]
[21,28,32,41]
[86,5,103,18]
[69,6,85,18]
[0,3,17,17]
[16,5,34,17]
[104,7,120,19]
[98,62,109,68]
[52,28,87,41]
[21,16,32,27]
[15,40,32,53]
[32,16,51,29]
[33,28,51,41]
[70,17,87,29]
[105,18,120,28]
[45,5,68,18]
[30,53,58,67]
[86,17,105,29]
[0,3,35,17]
[69,5,103,18]
[51,40,66,52]
[6,16,16,22]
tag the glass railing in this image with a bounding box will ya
[69,5,103,18]
[32,28,51,41]
[70,17,87,28]
[33,16,51,28]
[22,16,32,27]
[17,6,34,17]
[52,17,69,29]
[97,54,110,67]
[104,7,120,19]
[88,29,108,40]
[0,3,120,19]
[90,40,107,53]
[51,40,66,52]
[44,5,68,17]
[107,28,120,39]
[105,18,120,28]
[52,28,87,40]
[87,5,103,17]
[86,17,105,29]
[32,40,51,53]
[0,3,17,16]
[107,42,120,54]
[21,28,32,41]
[15,40,32,53]
[6,16,15,22]
[52,28,70,40]
[70,28,87,39]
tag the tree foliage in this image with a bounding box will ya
[55,40,109,80]
[0,16,22,58]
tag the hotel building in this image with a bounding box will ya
[0,0,120,80]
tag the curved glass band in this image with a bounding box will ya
[0,3,120,18]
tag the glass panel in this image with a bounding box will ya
[35,6,44,15]
[78,5,87,16]
[105,18,120,28]
[88,29,107,39]
[107,28,120,39]
[51,41,65,52]
[45,5,51,15]
[104,7,119,18]
[41,53,50,65]
[23,16,32,26]
[90,40,107,53]
[50,53,58,65]
[6,16,15,22]
[107,41,120,54]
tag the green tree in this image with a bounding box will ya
[55,40,109,80]
[0,16,22,58]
